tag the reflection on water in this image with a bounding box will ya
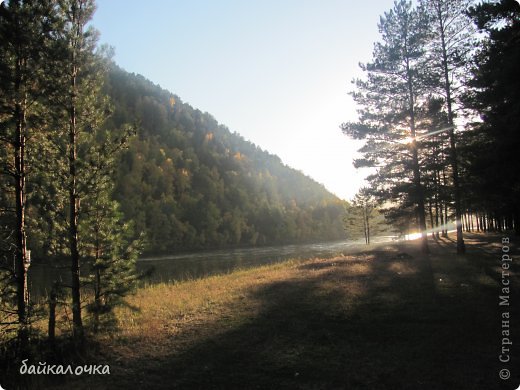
[28,236,397,298]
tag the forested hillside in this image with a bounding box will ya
[105,67,346,253]
[1,0,347,347]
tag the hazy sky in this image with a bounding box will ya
[92,0,396,200]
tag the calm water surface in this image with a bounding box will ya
[28,237,396,298]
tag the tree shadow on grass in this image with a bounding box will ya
[92,242,516,390]
[48,239,518,390]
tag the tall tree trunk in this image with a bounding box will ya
[437,3,465,254]
[14,86,29,348]
[69,59,83,341]
[406,57,428,253]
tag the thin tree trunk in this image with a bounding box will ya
[488,214,494,231]
[48,287,57,344]
[93,223,101,333]
[410,144,428,253]
[428,200,435,239]
[69,50,83,341]
[362,206,368,245]
[365,206,370,245]
[443,202,449,238]
[436,1,465,254]
[69,113,82,339]
[405,55,428,253]
[439,201,445,237]
[14,87,29,348]
[441,167,449,238]
[94,268,101,333]
[434,170,441,239]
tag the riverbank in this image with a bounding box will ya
[16,233,520,388]
[28,238,375,298]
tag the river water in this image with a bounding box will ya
[28,236,397,298]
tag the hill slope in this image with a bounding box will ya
[105,67,346,253]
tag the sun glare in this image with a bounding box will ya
[399,136,414,145]
[405,232,423,241]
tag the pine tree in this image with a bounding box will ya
[44,0,111,341]
[463,0,520,234]
[342,0,431,252]
[82,191,141,333]
[420,0,475,253]
[0,0,58,348]
[418,97,452,239]
[41,0,142,341]
[345,189,376,245]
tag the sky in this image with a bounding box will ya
[92,0,397,201]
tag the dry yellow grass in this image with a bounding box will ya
[13,233,517,390]
[111,259,308,357]
[107,254,373,361]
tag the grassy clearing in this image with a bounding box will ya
[10,233,520,389]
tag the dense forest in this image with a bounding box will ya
[343,0,519,254]
[105,67,346,254]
